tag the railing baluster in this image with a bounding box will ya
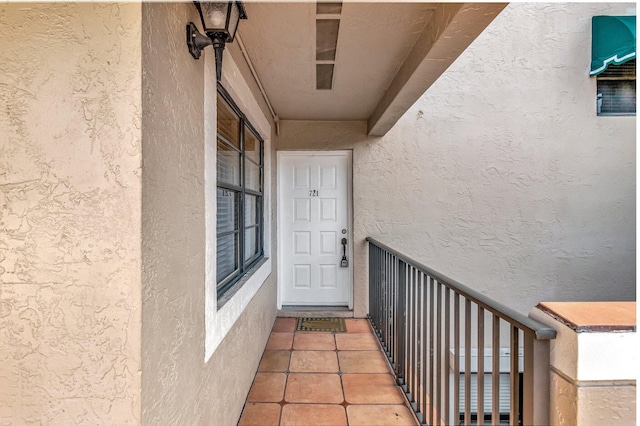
[389,252,393,355]
[368,245,374,328]
[453,293,460,425]
[376,247,381,335]
[435,281,442,426]
[397,260,406,386]
[379,246,382,329]
[421,273,427,424]
[411,268,422,410]
[428,275,435,426]
[415,268,420,407]
[464,299,471,426]
[376,247,381,332]
[404,263,409,389]
[372,246,377,328]
[492,315,500,426]
[377,249,383,343]
[415,268,420,415]
[391,254,396,368]
[414,267,420,400]
[380,250,385,346]
[392,254,397,368]
[416,271,423,422]
[523,332,534,426]
[478,306,485,426]
[366,239,555,426]
[510,326,520,426]
[392,254,398,374]
[385,251,391,355]
[418,270,423,416]
[409,267,416,401]
[444,286,451,426]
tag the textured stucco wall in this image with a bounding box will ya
[0,3,142,424]
[278,2,635,316]
[141,3,277,425]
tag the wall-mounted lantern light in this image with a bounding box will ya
[187,1,247,81]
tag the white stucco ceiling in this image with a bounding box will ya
[238,2,438,121]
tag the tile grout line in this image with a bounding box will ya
[336,331,350,426]
[280,340,293,425]
[244,318,420,425]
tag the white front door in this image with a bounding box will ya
[278,151,352,307]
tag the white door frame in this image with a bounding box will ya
[277,150,353,309]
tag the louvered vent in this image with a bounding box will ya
[316,64,335,90]
[450,348,523,422]
[316,2,342,15]
[315,2,342,90]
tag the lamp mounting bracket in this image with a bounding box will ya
[186,22,212,60]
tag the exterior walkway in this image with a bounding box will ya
[238,317,419,426]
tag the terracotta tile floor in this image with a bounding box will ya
[238,318,419,426]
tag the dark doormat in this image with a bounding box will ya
[296,317,346,332]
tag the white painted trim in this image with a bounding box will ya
[577,331,638,381]
[276,150,354,310]
[205,46,273,362]
[530,307,639,382]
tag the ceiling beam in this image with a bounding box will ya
[367,2,508,136]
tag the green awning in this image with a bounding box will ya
[590,15,636,76]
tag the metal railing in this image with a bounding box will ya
[367,238,556,426]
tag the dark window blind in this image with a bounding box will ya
[216,87,264,299]
[597,59,636,115]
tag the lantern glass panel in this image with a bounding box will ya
[200,2,229,32]
[227,2,240,41]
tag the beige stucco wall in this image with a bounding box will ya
[278,2,636,316]
[141,3,277,425]
[1,2,276,424]
[0,3,142,424]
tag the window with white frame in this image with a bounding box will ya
[216,86,264,298]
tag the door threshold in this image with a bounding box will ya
[278,306,353,318]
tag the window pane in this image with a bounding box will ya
[216,88,265,296]
[245,131,261,164]
[217,233,238,283]
[217,96,240,148]
[245,160,261,192]
[598,80,636,114]
[217,139,240,185]
[244,226,259,261]
[245,195,259,226]
[597,60,636,115]
[217,188,238,233]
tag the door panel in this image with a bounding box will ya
[279,152,351,306]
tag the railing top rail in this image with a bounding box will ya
[367,237,557,340]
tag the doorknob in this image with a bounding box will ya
[340,238,348,267]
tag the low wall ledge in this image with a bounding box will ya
[535,301,636,333]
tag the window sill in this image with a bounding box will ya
[206,256,272,361]
[217,257,268,310]
[597,113,636,116]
